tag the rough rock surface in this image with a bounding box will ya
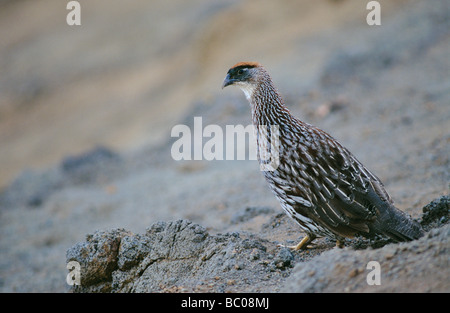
[67,219,304,292]
[283,223,450,293]
[67,197,449,293]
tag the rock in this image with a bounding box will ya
[230,206,274,224]
[0,146,122,209]
[65,194,450,293]
[60,146,122,185]
[421,195,449,231]
[61,146,120,173]
[272,247,294,270]
[67,220,282,293]
[0,168,63,209]
[66,228,132,292]
[282,223,450,292]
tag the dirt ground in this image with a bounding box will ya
[0,0,449,292]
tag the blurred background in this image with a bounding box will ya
[0,0,404,189]
[0,0,448,292]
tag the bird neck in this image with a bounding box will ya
[250,77,292,128]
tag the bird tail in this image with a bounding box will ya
[381,208,423,241]
[374,201,424,242]
[366,188,424,242]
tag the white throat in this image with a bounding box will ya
[236,83,256,102]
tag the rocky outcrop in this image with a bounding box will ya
[67,196,449,293]
[67,220,297,292]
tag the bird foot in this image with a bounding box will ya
[277,243,316,250]
[277,235,315,251]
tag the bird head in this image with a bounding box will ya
[222,62,263,99]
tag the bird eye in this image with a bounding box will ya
[237,69,244,75]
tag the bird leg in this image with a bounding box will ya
[278,235,316,251]
[335,239,345,248]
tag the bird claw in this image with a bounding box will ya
[335,239,345,248]
[277,235,315,251]
[277,242,316,250]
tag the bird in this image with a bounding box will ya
[222,61,424,250]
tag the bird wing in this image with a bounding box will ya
[278,131,393,238]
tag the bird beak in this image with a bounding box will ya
[222,74,234,89]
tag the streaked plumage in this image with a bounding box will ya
[222,62,423,249]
